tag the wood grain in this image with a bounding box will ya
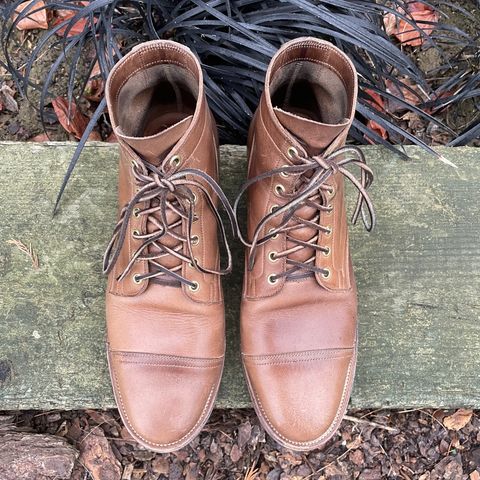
[0,142,478,410]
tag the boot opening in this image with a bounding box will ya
[117,64,198,138]
[270,61,350,125]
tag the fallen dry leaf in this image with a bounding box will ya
[443,409,473,431]
[52,96,101,141]
[470,470,480,480]
[384,2,438,47]
[386,78,426,112]
[364,89,388,142]
[0,84,19,113]
[7,239,39,269]
[52,97,89,139]
[54,2,92,37]
[13,1,48,31]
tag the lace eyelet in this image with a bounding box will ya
[267,274,278,285]
[287,146,298,159]
[270,204,279,214]
[189,281,199,292]
[133,274,143,284]
[326,205,333,215]
[324,226,332,236]
[133,208,140,218]
[327,186,335,196]
[192,192,197,204]
[132,229,140,238]
[280,165,290,178]
[322,247,331,257]
[191,235,200,246]
[169,154,182,167]
[131,160,138,171]
[188,258,198,268]
[268,251,278,263]
[268,228,279,240]
[322,269,331,279]
[275,184,285,196]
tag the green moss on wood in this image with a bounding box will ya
[0,142,479,410]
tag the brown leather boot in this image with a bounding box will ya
[103,40,234,452]
[236,37,375,451]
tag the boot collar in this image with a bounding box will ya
[260,37,358,157]
[105,40,207,165]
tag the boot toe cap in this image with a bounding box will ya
[243,348,355,450]
[109,350,223,452]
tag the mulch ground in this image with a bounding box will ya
[1,407,479,479]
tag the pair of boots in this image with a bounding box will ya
[103,37,374,453]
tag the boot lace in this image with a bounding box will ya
[104,148,236,289]
[234,145,375,281]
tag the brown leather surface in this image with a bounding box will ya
[241,37,362,451]
[104,40,225,452]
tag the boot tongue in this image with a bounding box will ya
[274,108,348,156]
[115,114,193,164]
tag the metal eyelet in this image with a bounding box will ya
[322,269,331,279]
[192,192,197,204]
[327,186,335,196]
[270,204,279,214]
[280,165,290,178]
[268,228,279,240]
[132,229,140,238]
[325,205,333,215]
[322,247,331,257]
[131,160,137,171]
[191,235,200,246]
[275,184,285,196]
[268,251,278,263]
[133,208,140,218]
[133,274,142,284]
[267,274,278,285]
[188,257,199,269]
[324,226,332,236]
[287,146,298,159]
[189,281,199,292]
[169,154,182,167]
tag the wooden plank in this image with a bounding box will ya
[0,142,479,410]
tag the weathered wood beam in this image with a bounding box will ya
[0,142,479,410]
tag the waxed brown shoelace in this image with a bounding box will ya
[234,145,375,281]
[103,144,236,289]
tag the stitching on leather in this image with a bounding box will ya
[244,354,352,367]
[110,350,223,363]
[245,351,355,447]
[242,348,353,366]
[117,361,221,368]
[109,43,197,98]
[109,351,218,448]
[276,41,355,84]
